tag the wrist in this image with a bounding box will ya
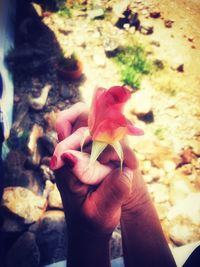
[121,168,150,215]
[67,219,111,267]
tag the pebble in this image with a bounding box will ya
[88,8,104,20]
[111,231,123,259]
[31,2,42,17]
[148,167,164,181]
[59,83,74,99]
[48,184,63,209]
[127,89,152,116]
[167,192,200,225]
[164,19,174,28]
[169,222,200,246]
[1,217,27,232]
[176,64,184,72]
[149,183,169,203]
[28,124,44,155]
[188,36,194,42]
[163,160,176,173]
[6,232,40,267]
[150,40,160,47]
[30,211,67,266]
[171,57,184,72]
[149,11,161,18]
[169,175,195,205]
[29,84,52,110]
[27,124,44,166]
[190,140,200,156]
[2,187,47,224]
[143,174,154,183]
[93,50,106,67]
[40,164,55,182]
[141,160,152,173]
[181,147,197,164]
[155,202,171,220]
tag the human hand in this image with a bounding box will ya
[50,102,138,234]
[51,103,176,267]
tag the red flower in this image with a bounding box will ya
[88,86,144,144]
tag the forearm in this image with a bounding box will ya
[67,220,111,267]
[121,170,176,267]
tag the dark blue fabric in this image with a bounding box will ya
[183,245,200,267]
[0,73,3,99]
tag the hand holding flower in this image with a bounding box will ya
[51,102,138,267]
[50,97,176,267]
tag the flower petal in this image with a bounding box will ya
[107,86,131,104]
[127,124,144,136]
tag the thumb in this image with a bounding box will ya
[88,167,133,216]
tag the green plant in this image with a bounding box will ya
[154,127,167,140]
[114,46,151,88]
[58,6,72,17]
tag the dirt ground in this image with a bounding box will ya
[142,0,200,90]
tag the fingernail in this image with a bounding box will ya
[58,132,65,142]
[61,153,77,168]
[50,155,57,169]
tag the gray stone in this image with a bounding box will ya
[1,217,27,232]
[111,231,122,259]
[33,211,67,266]
[6,232,40,267]
[60,84,74,99]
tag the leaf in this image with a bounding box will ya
[90,141,107,165]
[111,141,124,171]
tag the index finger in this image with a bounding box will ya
[55,102,88,141]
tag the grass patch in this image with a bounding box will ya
[113,45,151,88]
[154,127,167,140]
[57,6,72,17]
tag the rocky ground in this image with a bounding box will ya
[1,0,200,266]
